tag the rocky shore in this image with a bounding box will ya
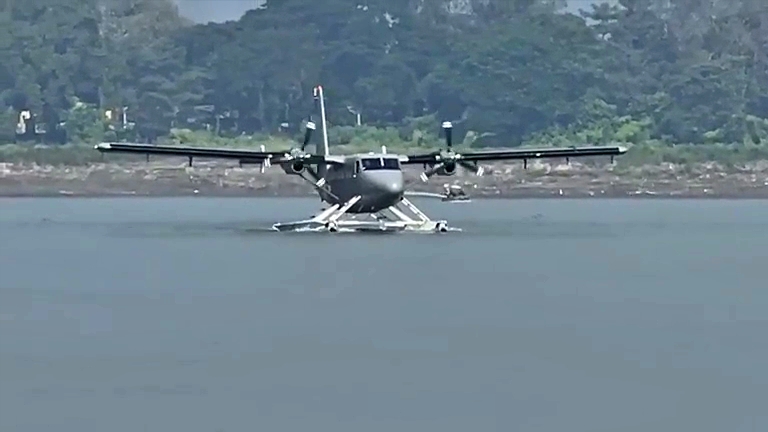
[1,159,768,198]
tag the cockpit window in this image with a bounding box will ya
[361,157,400,170]
[382,158,400,169]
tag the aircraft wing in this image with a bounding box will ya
[94,142,334,165]
[401,145,628,165]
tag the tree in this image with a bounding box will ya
[2,0,766,146]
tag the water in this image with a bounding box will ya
[1,197,766,432]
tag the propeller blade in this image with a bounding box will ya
[442,121,453,148]
[419,162,444,182]
[259,145,267,173]
[458,160,483,176]
[310,176,340,201]
[302,120,316,151]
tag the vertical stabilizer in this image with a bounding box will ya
[314,86,331,157]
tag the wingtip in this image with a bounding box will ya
[94,142,111,150]
[617,145,628,154]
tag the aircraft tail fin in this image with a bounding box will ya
[314,85,330,156]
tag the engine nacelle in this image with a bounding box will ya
[281,161,305,175]
[436,162,457,176]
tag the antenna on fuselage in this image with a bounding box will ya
[313,86,330,156]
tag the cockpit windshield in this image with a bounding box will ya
[361,157,400,171]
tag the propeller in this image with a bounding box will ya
[256,90,337,201]
[419,121,485,182]
[287,117,339,200]
[278,118,317,161]
[250,118,316,174]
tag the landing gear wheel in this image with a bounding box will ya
[436,222,448,233]
[326,222,339,232]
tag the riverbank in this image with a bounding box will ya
[1,159,768,198]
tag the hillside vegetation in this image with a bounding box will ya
[0,0,767,165]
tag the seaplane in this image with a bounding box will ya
[94,85,628,233]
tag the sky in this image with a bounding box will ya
[173,0,264,23]
[173,0,613,23]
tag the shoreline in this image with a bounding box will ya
[1,160,767,199]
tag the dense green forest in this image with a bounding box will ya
[1,0,767,156]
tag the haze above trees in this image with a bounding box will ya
[1,0,766,148]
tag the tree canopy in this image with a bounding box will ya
[1,0,766,147]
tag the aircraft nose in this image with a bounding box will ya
[373,171,404,196]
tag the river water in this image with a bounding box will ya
[1,197,766,432]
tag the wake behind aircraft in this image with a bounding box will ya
[94,86,627,233]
